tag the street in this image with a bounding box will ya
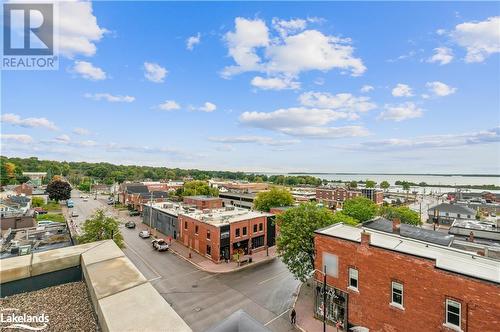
[66,191,300,332]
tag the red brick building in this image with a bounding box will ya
[313,222,500,331]
[183,196,222,210]
[178,208,273,263]
[316,187,362,209]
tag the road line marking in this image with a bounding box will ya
[264,308,290,326]
[148,276,162,282]
[199,273,220,281]
[257,270,287,285]
[123,241,161,278]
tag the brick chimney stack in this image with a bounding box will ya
[361,230,371,246]
[392,218,401,234]
[468,231,474,243]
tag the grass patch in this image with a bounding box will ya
[36,213,65,223]
[42,201,62,211]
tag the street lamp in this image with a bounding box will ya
[313,266,328,332]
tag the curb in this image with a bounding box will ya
[292,282,308,332]
[169,246,276,274]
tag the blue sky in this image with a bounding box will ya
[2,1,499,174]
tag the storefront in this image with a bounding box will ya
[314,281,348,329]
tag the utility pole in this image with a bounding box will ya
[149,191,153,235]
[323,264,327,332]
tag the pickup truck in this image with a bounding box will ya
[152,239,169,252]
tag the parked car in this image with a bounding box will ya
[83,197,88,202]
[125,221,136,229]
[129,210,140,216]
[34,207,48,215]
[152,239,169,251]
[139,230,150,238]
[71,211,79,217]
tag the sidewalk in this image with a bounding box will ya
[294,281,341,332]
[141,223,277,273]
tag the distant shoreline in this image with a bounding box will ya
[286,172,500,177]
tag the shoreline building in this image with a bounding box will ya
[313,221,500,331]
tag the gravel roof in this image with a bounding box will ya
[0,281,98,331]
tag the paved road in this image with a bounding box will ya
[68,190,300,332]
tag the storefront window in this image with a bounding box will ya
[314,282,347,329]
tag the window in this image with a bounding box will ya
[195,225,198,234]
[348,268,358,290]
[391,282,404,308]
[242,227,247,236]
[184,221,188,230]
[259,223,263,231]
[253,224,257,232]
[206,245,211,256]
[235,228,240,237]
[457,214,461,218]
[252,235,264,248]
[207,230,211,240]
[445,299,461,329]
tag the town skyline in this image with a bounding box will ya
[2,1,499,174]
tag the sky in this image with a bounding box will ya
[1,1,500,174]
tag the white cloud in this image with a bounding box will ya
[194,102,217,113]
[56,1,107,58]
[84,93,135,103]
[186,33,201,50]
[360,85,374,93]
[144,62,167,83]
[426,81,457,97]
[222,17,366,79]
[279,126,369,139]
[1,113,58,130]
[391,83,413,97]
[452,16,500,63]
[251,76,300,90]
[55,134,71,143]
[299,91,376,113]
[436,29,447,36]
[346,127,500,151]
[72,61,106,80]
[427,47,454,65]
[240,107,356,130]
[272,18,307,37]
[208,136,299,146]
[1,134,33,144]
[73,128,90,136]
[157,100,181,111]
[378,102,423,121]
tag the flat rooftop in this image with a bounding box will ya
[185,195,221,201]
[452,219,500,233]
[316,223,500,284]
[181,208,271,227]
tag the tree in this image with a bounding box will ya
[380,206,421,226]
[46,179,71,202]
[78,182,91,192]
[78,209,124,248]
[380,180,390,191]
[401,181,411,200]
[343,196,377,222]
[181,180,219,197]
[365,180,376,188]
[348,181,358,189]
[254,187,294,212]
[332,211,359,225]
[32,197,45,207]
[277,203,337,282]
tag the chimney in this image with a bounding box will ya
[360,230,371,246]
[392,218,401,234]
[468,231,474,243]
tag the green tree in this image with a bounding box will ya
[277,203,337,282]
[401,181,411,200]
[78,209,124,248]
[32,197,45,207]
[365,180,376,188]
[181,180,219,197]
[78,182,91,192]
[254,187,295,212]
[380,206,421,226]
[332,211,359,225]
[380,180,390,191]
[343,196,377,222]
[348,180,358,189]
[46,179,71,202]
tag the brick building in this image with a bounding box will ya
[178,207,274,263]
[316,187,362,209]
[360,188,384,205]
[183,195,222,210]
[313,222,500,331]
[13,183,33,196]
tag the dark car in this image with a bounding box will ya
[125,221,136,229]
[129,210,140,217]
